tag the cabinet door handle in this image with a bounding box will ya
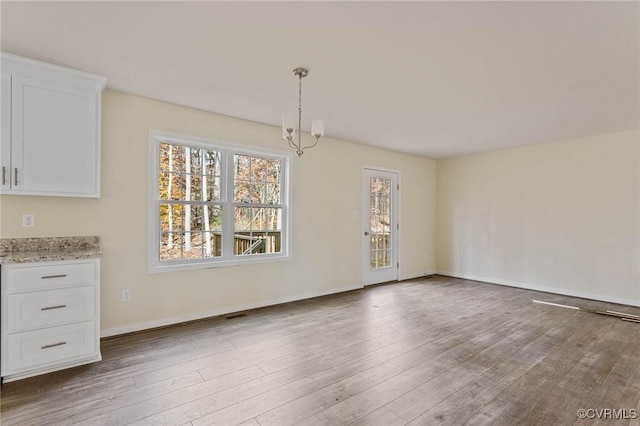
[41,274,67,279]
[2,166,5,185]
[14,168,18,186]
[41,304,67,311]
[41,341,67,350]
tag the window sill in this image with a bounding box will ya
[148,253,291,274]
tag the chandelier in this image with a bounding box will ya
[282,67,324,157]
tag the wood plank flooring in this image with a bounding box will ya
[1,276,639,426]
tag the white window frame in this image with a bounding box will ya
[148,130,292,273]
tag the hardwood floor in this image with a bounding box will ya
[1,276,639,426]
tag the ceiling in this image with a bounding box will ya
[1,1,638,159]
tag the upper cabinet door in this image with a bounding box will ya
[1,72,11,191]
[11,76,99,196]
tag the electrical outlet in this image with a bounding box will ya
[339,263,345,272]
[22,214,35,228]
[122,290,131,302]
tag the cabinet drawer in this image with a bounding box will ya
[7,286,95,332]
[7,261,97,292]
[6,321,97,373]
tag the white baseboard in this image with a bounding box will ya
[436,271,640,307]
[399,271,437,281]
[101,284,363,338]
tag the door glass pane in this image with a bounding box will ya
[370,177,392,269]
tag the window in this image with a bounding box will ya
[149,131,290,272]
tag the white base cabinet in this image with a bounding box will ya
[1,259,101,382]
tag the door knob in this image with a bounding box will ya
[364,231,369,236]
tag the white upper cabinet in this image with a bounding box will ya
[0,53,106,197]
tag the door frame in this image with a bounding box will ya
[362,165,401,286]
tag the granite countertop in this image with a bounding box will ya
[0,236,102,264]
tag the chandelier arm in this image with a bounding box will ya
[287,136,299,151]
[301,135,320,154]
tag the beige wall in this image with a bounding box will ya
[436,129,640,306]
[0,90,437,335]
[3,89,635,334]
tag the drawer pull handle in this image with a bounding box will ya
[41,341,67,350]
[41,274,67,279]
[41,304,67,311]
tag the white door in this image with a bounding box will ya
[362,168,399,285]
